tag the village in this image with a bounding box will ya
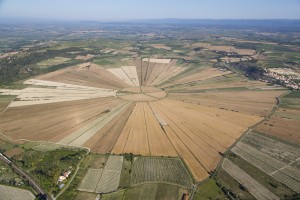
[264,68,300,90]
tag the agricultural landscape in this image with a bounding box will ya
[0,17,300,200]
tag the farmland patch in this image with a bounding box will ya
[222,159,279,200]
[231,139,300,193]
[131,157,192,187]
[0,185,35,200]
[95,155,123,193]
[78,168,103,192]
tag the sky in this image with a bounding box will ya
[0,0,299,21]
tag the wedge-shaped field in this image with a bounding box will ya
[84,102,136,154]
[108,66,140,87]
[137,58,187,87]
[59,102,130,146]
[161,67,232,89]
[147,98,263,181]
[112,102,177,157]
[0,80,116,107]
[131,157,193,187]
[78,168,103,192]
[168,90,285,116]
[121,66,140,87]
[36,63,128,89]
[231,139,300,193]
[222,159,280,200]
[0,97,124,142]
[163,72,280,92]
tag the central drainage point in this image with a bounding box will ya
[117,86,167,102]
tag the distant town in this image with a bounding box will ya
[264,68,300,90]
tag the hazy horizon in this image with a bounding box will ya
[0,0,300,21]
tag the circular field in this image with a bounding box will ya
[0,58,285,182]
[117,86,167,102]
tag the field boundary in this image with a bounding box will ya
[214,89,291,176]
[189,89,291,198]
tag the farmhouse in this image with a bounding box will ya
[57,170,72,183]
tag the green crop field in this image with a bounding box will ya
[194,179,227,200]
[123,183,186,200]
[131,157,193,187]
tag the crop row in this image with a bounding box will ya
[95,170,121,193]
[130,157,192,187]
[105,155,123,171]
[78,168,103,192]
[231,142,300,193]
[222,158,279,200]
[242,132,300,164]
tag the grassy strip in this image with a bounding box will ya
[194,179,227,200]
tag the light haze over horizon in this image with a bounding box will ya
[0,0,300,21]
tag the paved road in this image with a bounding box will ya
[0,153,51,199]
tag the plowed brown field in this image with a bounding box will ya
[84,102,136,153]
[255,107,300,143]
[37,63,128,89]
[0,97,123,142]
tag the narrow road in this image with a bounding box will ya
[189,184,197,200]
[0,96,16,116]
[0,153,51,199]
[54,149,89,200]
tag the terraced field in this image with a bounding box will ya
[0,57,286,183]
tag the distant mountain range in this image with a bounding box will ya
[1,18,300,31]
[130,18,300,27]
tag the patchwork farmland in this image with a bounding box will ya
[79,155,123,194]
[222,159,280,200]
[230,132,300,193]
[0,56,291,191]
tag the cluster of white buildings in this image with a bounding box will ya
[57,169,72,187]
[265,69,300,90]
